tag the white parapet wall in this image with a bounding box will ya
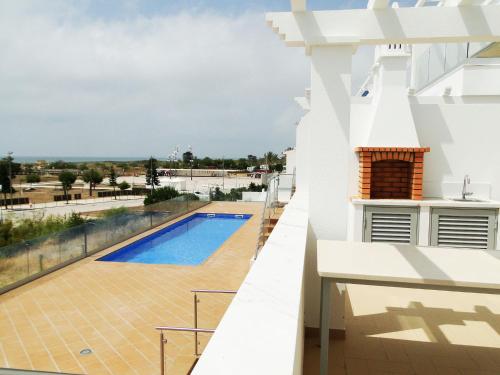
[241,191,267,202]
[192,194,309,375]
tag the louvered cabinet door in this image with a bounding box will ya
[431,208,498,249]
[364,206,419,245]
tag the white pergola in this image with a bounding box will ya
[266,0,500,350]
[268,1,500,50]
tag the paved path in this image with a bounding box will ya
[1,197,145,220]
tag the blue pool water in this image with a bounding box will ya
[97,213,251,265]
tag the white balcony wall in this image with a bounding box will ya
[418,59,500,96]
[192,195,309,375]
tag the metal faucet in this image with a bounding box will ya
[462,175,473,200]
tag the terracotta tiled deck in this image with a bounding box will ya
[304,285,500,375]
[0,202,263,375]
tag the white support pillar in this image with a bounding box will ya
[304,45,354,332]
[295,113,310,196]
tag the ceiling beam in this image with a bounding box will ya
[291,0,307,12]
[266,6,500,47]
[367,0,390,9]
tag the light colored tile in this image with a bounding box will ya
[0,202,263,375]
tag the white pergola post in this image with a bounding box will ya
[305,44,355,331]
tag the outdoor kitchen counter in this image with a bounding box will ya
[351,197,500,209]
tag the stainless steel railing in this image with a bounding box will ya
[157,289,238,374]
[254,173,280,260]
[157,327,216,375]
[191,289,237,356]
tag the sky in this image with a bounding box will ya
[0,0,408,159]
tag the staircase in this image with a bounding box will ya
[258,209,283,248]
[254,173,285,257]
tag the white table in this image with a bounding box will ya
[317,240,500,375]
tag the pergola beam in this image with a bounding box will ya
[266,6,500,47]
[291,0,307,12]
[367,0,390,9]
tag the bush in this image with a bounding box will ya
[0,212,88,249]
[144,186,179,206]
[210,184,267,201]
[67,212,87,227]
[118,181,130,191]
[100,206,129,218]
[26,174,41,184]
[180,193,200,201]
[247,183,267,192]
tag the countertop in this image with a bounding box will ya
[317,240,500,290]
[351,197,500,209]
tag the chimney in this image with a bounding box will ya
[356,45,429,200]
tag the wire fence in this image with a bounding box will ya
[0,195,208,294]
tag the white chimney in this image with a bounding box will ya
[364,44,421,148]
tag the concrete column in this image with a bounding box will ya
[295,113,310,196]
[304,45,354,331]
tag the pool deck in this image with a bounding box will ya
[0,202,263,375]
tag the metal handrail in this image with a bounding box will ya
[254,173,280,260]
[191,289,237,356]
[156,327,216,375]
[191,289,237,294]
[156,326,216,333]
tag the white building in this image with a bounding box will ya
[193,1,500,374]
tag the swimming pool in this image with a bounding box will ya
[97,213,251,265]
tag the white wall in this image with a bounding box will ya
[284,149,296,175]
[349,96,500,201]
[241,191,267,202]
[410,97,500,200]
[295,113,310,195]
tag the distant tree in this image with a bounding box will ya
[182,151,194,164]
[237,158,249,170]
[108,167,118,200]
[200,157,214,168]
[145,157,160,191]
[118,181,130,191]
[26,174,41,184]
[274,163,284,173]
[49,160,76,170]
[247,154,258,163]
[58,171,77,204]
[0,156,21,208]
[264,151,280,165]
[23,164,35,175]
[82,169,103,197]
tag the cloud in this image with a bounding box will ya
[0,1,372,159]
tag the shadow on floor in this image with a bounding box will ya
[303,291,500,375]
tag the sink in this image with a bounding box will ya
[449,198,486,203]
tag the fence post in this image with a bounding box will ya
[26,242,30,276]
[150,212,153,228]
[83,224,88,257]
[39,254,44,272]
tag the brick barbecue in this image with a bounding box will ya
[355,147,430,200]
